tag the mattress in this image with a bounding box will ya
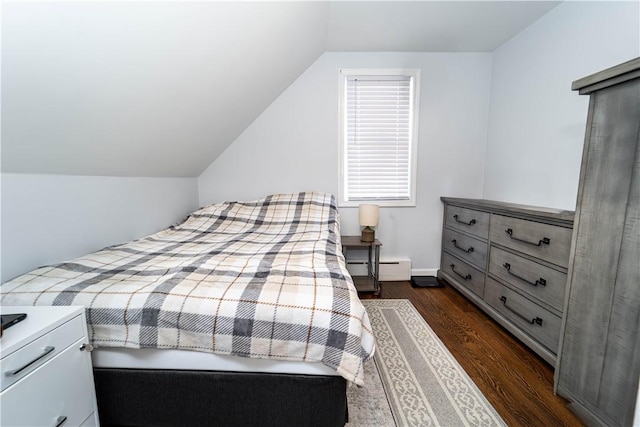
[92,347,338,376]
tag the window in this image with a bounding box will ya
[339,69,420,207]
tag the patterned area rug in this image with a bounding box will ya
[347,299,506,427]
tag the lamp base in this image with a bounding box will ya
[360,227,375,242]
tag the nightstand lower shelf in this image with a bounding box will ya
[341,236,382,296]
[352,276,378,293]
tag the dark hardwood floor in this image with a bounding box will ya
[360,280,583,427]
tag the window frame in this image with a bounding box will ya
[338,68,420,208]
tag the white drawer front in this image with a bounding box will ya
[1,338,95,427]
[1,315,84,392]
[80,412,97,426]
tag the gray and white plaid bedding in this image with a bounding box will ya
[1,192,375,384]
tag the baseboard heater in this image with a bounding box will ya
[346,259,412,281]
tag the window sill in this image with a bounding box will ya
[338,199,416,208]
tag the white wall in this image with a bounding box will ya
[483,1,640,210]
[1,174,199,282]
[199,52,493,273]
[635,379,640,426]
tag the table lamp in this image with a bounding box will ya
[359,204,379,242]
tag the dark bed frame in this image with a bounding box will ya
[93,368,348,427]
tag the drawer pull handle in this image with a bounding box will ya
[5,346,55,377]
[453,214,476,226]
[450,264,471,281]
[499,296,543,326]
[79,343,94,352]
[55,416,67,427]
[452,239,474,253]
[503,263,547,287]
[505,228,550,247]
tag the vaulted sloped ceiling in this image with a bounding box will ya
[2,2,329,177]
[327,1,561,52]
[1,1,560,178]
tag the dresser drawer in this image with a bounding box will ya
[445,205,490,239]
[441,252,485,298]
[443,228,488,270]
[0,338,96,426]
[490,214,573,267]
[1,315,84,391]
[485,278,562,353]
[489,247,567,312]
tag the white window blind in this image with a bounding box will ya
[341,71,418,205]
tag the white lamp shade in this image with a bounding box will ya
[359,204,380,227]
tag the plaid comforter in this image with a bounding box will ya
[1,192,375,384]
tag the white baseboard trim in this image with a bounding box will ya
[347,258,412,281]
[410,268,439,277]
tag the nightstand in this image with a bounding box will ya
[341,236,382,295]
[0,306,99,426]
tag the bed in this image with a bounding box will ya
[1,192,375,426]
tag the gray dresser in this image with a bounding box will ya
[555,58,640,426]
[438,198,574,365]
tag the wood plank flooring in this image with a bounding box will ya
[360,280,583,427]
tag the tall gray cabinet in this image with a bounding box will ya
[555,58,640,426]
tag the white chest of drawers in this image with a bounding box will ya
[0,306,99,426]
[438,198,574,365]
